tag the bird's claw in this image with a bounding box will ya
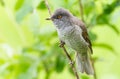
[69,61,75,65]
[59,41,65,47]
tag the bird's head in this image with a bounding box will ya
[46,8,73,28]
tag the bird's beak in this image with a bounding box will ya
[46,17,53,20]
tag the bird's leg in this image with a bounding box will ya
[69,53,77,65]
[59,40,65,47]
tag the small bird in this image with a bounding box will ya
[46,8,94,75]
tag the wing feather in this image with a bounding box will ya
[71,17,93,54]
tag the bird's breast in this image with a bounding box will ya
[58,26,74,40]
[57,25,87,52]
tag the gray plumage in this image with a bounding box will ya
[51,8,94,75]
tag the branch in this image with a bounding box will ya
[44,0,80,79]
[62,46,80,79]
[92,58,97,79]
[44,0,52,16]
[78,0,84,22]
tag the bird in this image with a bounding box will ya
[46,8,94,75]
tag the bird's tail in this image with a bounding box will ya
[76,52,94,75]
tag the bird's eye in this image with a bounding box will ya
[57,15,62,19]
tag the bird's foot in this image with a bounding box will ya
[69,61,75,65]
[59,41,65,47]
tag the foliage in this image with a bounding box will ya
[0,0,120,79]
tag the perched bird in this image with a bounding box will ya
[46,8,94,75]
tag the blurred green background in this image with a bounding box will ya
[0,0,120,79]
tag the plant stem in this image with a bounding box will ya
[78,0,84,22]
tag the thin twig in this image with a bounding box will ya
[92,59,97,79]
[62,46,80,79]
[44,0,52,16]
[44,0,80,79]
[78,0,84,22]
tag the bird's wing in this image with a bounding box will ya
[72,17,93,54]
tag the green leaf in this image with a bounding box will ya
[81,74,89,79]
[55,55,66,73]
[103,0,120,14]
[0,7,25,46]
[68,67,74,75]
[0,0,5,6]
[0,6,34,47]
[108,23,119,34]
[37,1,46,9]
[16,0,33,22]
[16,6,33,23]
[0,63,10,74]
[93,43,115,53]
[17,73,32,79]
[97,15,119,34]
[103,4,114,14]
[88,31,97,42]
[97,14,108,24]
[84,1,95,16]
[14,0,24,10]
[92,57,100,62]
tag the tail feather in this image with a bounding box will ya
[76,52,94,75]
